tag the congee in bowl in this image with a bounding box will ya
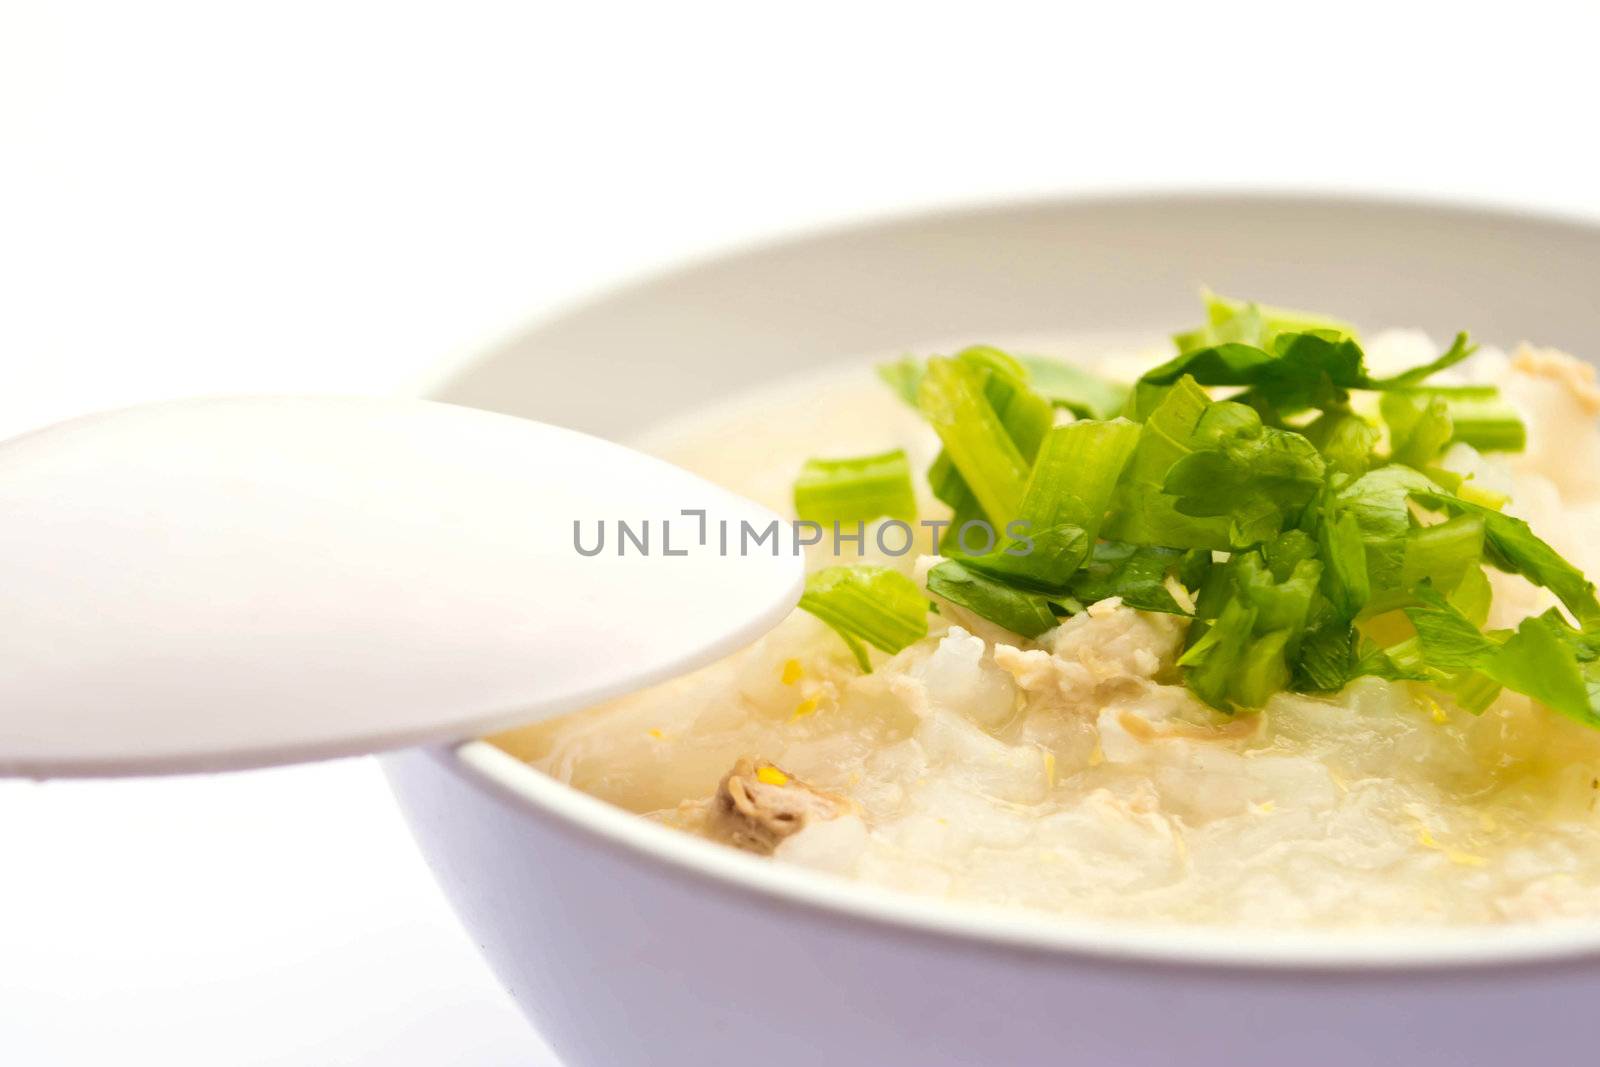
[492,293,1600,929]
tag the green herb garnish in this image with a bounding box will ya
[801,293,1597,730]
[793,449,917,525]
[797,565,929,672]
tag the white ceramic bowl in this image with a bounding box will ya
[384,194,1600,1067]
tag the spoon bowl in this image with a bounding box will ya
[0,395,803,777]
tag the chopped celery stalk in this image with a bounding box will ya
[1443,396,1527,453]
[1102,376,1233,550]
[1303,410,1380,476]
[923,347,1053,524]
[1388,390,1526,455]
[925,560,1060,638]
[939,497,986,554]
[797,565,929,672]
[1456,480,1509,511]
[966,348,1054,462]
[1019,418,1141,544]
[916,357,1032,526]
[793,449,917,525]
[954,344,1030,382]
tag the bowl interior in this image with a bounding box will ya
[426,193,1600,440]
[423,193,1600,966]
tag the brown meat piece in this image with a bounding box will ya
[706,758,850,855]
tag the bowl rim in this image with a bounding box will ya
[426,190,1600,973]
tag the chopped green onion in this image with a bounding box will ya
[793,449,917,525]
[798,565,929,672]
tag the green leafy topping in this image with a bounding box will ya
[1160,401,1326,548]
[797,565,930,672]
[851,292,1600,730]
[1142,331,1368,416]
[1102,376,1233,551]
[1065,542,1207,616]
[1368,332,1477,389]
[1382,391,1454,468]
[925,559,1060,638]
[1303,410,1381,477]
[1015,355,1130,419]
[1181,535,1322,709]
[1438,394,1527,453]
[917,347,1053,550]
[916,355,1033,525]
[876,356,924,407]
[1171,290,1357,354]
[793,449,917,525]
[1019,418,1142,544]
[1414,491,1600,627]
[958,523,1089,594]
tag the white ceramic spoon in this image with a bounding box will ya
[0,396,806,778]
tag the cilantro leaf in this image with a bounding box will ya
[1160,401,1326,548]
[1065,541,1206,616]
[1413,491,1600,627]
[925,559,1061,638]
[1103,375,1233,551]
[1015,355,1129,420]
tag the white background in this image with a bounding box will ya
[4,2,1600,1064]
